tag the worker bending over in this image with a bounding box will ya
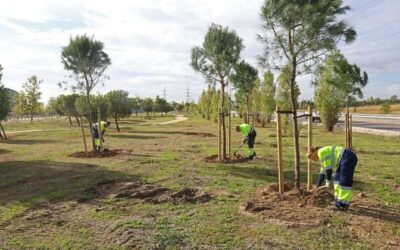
[236,123,257,160]
[307,146,358,211]
[92,121,111,151]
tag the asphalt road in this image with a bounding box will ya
[339,114,400,132]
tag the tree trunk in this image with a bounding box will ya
[0,122,5,139]
[76,116,81,127]
[86,91,96,151]
[290,61,301,189]
[246,95,250,124]
[115,117,120,132]
[30,113,33,124]
[68,116,72,126]
[220,81,226,160]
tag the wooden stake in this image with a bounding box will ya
[0,122,7,140]
[98,107,103,152]
[307,106,313,191]
[228,110,231,159]
[80,116,88,155]
[349,114,353,149]
[276,107,284,194]
[218,107,222,160]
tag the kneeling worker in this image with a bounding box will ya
[307,146,358,211]
[236,123,257,160]
[92,121,111,151]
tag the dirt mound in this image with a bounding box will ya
[88,180,211,204]
[68,149,133,158]
[241,184,335,227]
[203,154,249,164]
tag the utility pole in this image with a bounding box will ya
[163,88,167,100]
[185,86,191,114]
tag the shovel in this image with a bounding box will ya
[233,142,245,157]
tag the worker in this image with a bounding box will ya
[236,123,257,160]
[92,121,111,151]
[307,146,358,211]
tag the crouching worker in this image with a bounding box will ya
[307,146,358,211]
[92,121,111,151]
[236,123,257,160]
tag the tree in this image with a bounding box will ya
[62,94,81,126]
[21,75,42,123]
[0,83,11,139]
[131,97,142,116]
[153,95,172,116]
[380,103,391,114]
[47,96,64,117]
[258,0,356,188]
[230,60,259,122]
[106,90,132,131]
[191,23,243,160]
[60,35,111,150]
[259,71,276,126]
[315,52,367,131]
[141,98,153,116]
[198,85,218,120]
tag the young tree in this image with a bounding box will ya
[47,96,64,118]
[315,52,368,131]
[153,95,172,116]
[106,90,132,131]
[74,95,109,123]
[381,103,391,114]
[0,84,11,139]
[21,75,42,123]
[141,98,153,116]
[60,35,111,150]
[62,94,81,126]
[230,60,259,123]
[259,71,276,126]
[131,96,142,116]
[191,23,243,160]
[258,0,356,188]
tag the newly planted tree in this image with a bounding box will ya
[230,60,259,123]
[106,90,132,131]
[191,23,243,160]
[60,35,111,150]
[259,0,356,188]
[62,94,81,126]
[259,71,276,126]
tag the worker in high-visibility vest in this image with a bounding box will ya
[236,123,257,160]
[92,121,111,151]
[307,146,358,211]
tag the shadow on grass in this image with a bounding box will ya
[108,134,164,140]
[0,139,56,145]
[356,149,400,156]
[0,148,11,154]
[350,204,400,224]
[125,130,216,137]
[0,160,142,207]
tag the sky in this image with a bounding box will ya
[0,0,399,104]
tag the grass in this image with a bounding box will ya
[350,104,400,114]
[0,115,399,248]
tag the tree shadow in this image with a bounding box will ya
[108,134,164,140]
[356,149,400,156]
[125,130,215,137]
[0,160,142,207]
[0,139,56,145]
[0,148,11,154]
[350,204,400,224]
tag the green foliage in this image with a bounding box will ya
[153,95,173,115]
[198,85,218,120]
[131,96,142,115]
[0,84,11,121]
[105,90,132,119]
[141,98,154,116]
[230,60,258,121]
[17,76,42,122]
[62,94,80,118]
[259,71,276,125]
[315,52,367,131]
[381,103,391,114]
[74,95,109,123]
[46,97,64,117]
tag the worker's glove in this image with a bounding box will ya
[325,179,331,188]
[243,137,248,144]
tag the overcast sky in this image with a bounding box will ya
[0,0,399,104]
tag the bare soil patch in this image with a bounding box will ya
[241,183,400,248]
[68,149,133,158]
[203,154,249,164]
[182,132,215,137]
[88,180,212,204]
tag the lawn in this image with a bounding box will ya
[0,116,399,249]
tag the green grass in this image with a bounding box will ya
[0,115,399,248]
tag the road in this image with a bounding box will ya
[339,114,400,132]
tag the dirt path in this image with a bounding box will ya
[156,115,188,125]
[6,128,70,134]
